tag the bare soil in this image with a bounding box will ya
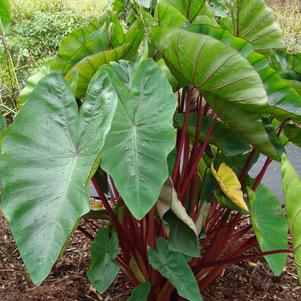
[0,214,300,301]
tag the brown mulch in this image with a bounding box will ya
[0,214,300,301]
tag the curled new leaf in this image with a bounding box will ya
[157,179,200,257]
[211,163,248,211]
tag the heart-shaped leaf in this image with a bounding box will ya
[148,238,203,301]
[248,185,288,276]
[100,60,177,219]
[87,228,120,292]
[0,72,118,283]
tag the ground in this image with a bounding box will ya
[1,0,301,300]
[0,214,300,300]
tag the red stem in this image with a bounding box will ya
[172,89,193,184]
[179,116,217,200]
[239,148,256,183]
[252,157,273,190]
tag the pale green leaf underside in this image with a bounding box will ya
[101,59,177,220]
[0,73,118,283]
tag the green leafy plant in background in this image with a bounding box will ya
[1,0,301,300]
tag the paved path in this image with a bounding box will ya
[250,143,301,202]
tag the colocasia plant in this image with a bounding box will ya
[1,0,301,300]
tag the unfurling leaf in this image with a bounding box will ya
[211,163,248,211]
[281,154,301,281]
[157,179,200,257]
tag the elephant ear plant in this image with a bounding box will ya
[2,0,301,300]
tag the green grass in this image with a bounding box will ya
[12,0,108,18]
[267,0,301,52]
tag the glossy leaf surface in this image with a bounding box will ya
[151,27,268,110]
[159,0,205,22]
[148,238,203,301]
[0,73,118,283]
[228,0,284,50]
[187,25,301,122]
[101,60,177,220]
[52,12,124,75]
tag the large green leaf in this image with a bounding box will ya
[148,238,202,301]
[0,0,10,33]
[126,282,151,301]
[64,19,144,98]
[64,44,128,98]
[100,60,177,220]
[155,2,188,27]
[207,97,283,160]
[174,112,250,156]
[248,185,288,276]
[186,25,301,122]
[52,12,124,75]
[159,0,205,22]
[157,179,200,257]
[281,154,301,281]
[151,27,268,111]
[0,73,118,283]
[87,228,120,292]
[224,0,284,50]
